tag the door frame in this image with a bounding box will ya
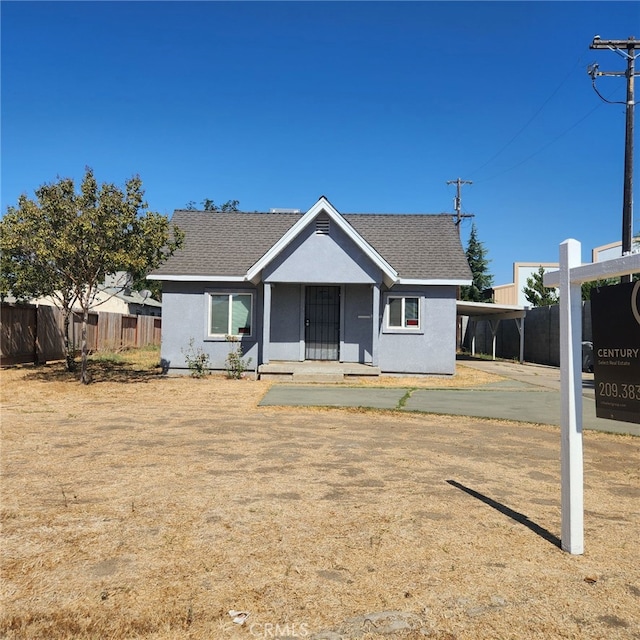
[300,285,344,361]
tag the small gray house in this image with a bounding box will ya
[149,196,472,377]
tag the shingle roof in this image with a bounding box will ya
[344,214,471,279]
[151,209,472,281]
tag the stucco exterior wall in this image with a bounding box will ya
[161,281,260,373]
[342,284,375,364]
[267,283,375,364]
[378,285,458,375]
[162,281,459,374]
[269,284,302,361]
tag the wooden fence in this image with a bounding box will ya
[0,303,161,366]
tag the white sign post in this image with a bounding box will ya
[544,240,640,554]
[558,239,584,555]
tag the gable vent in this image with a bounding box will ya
[316,218,330,235]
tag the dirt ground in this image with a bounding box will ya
[1,354,639,639]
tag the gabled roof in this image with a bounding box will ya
[246,197,398,286]
[149,197,472,285]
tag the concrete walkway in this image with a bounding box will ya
[259,359,639,437]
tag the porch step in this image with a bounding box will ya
[292,372,345,383]
[258,361,381,382]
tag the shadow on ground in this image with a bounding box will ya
[447,479,561,548]
[22,360,167,384]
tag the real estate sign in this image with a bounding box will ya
[591,281,640,424]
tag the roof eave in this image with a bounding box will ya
[396,278,473,286]
[147,274,248,282]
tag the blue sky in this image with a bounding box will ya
[2,1,638,286]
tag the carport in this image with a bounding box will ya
[457,301,528,363]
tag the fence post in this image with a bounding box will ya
[559,239,584,554]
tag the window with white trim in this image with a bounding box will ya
[386,296,420,330]
[208,292,253,337]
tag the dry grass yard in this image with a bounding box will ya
[1,350,639,639]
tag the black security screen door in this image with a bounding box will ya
[305,286,340,360]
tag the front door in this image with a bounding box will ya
[305,286,340,360]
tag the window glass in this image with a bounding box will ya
[210,295,229,334]
[231,294,252,335]
[387,296,420,330]
[388,297,402,327]
[405,297,419,327]
[209,292,253,337]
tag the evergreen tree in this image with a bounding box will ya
[523,266,559,307]
[461,224,493,302]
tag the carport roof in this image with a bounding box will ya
[457,300,527,321]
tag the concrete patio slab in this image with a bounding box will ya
[259,385,407,410]
[402,388,639,435]
[259,356,640,437]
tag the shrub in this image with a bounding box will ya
[182,338,210,378]
[225,335,252,379]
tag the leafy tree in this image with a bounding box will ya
[523,266,559,307]
[185,198,240,212]
[0,168,184,383]
[460,224,493,302]
[219,199,240,212]
[581,277,621,300]
[132,274,163,302]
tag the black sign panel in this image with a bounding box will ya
[591,281,640,424]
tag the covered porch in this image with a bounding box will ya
[261,282,382,368]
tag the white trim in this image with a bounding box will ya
[398,278,472,286]
[148,274,247,282]
[150,274,471,286]
[384,294,421,332]
[262,283,271,364]
[206,291,254,339]
[246,196,399,284]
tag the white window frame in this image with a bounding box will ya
[384,295,421,332]
[206,291,254,339]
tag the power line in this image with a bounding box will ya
[468,54,587,179]
[478,101,605,183]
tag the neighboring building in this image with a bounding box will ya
[592,238,640,262]
[149,196,472,376]
[87,287,162,317]
[494,238,640,306]
[493,262,558,306]
[29,272,162,317]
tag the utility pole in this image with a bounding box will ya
[447,178,475,329]
[446,178,475,234]
[589,36,639,283]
